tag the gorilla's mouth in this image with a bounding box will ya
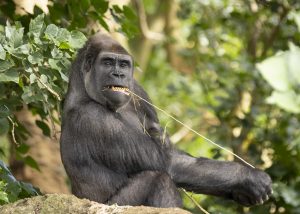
[104,85,130,95]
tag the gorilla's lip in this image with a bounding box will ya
[103,85,130,95]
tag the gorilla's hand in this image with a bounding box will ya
[231,166,272,206]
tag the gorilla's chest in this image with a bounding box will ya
[99,109,167,172]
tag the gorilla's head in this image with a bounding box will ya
[81,33,134,111]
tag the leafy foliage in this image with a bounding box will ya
[0,160,40,205]
[0,14,86,202]
[48,0,139,38]
[0,13,86,136]
[257,43,300,113]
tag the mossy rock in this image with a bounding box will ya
[0,194,191,214]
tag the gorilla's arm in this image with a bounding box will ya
[135,81,273,206]
[168,149,272,206]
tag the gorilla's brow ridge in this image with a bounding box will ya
[99,52,132,61]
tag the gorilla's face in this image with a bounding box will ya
[84,51,134,111]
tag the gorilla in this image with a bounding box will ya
[60,33,272,208]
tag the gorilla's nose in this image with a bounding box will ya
[112,71,125,79]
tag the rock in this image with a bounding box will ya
[0,194,191,214]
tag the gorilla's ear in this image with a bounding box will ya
[82,44,100,73]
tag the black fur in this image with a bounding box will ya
[60,33,272,207]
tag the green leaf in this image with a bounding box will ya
[35,120,51,137]
[51,47,63,58]
[0,160,21,202]
[28,51,43,65]
[286,44,300,85]
[29,14,45,37]
[24,156,40,171]
[48,59,61,71]
[59,71,69,82]
[123,6,137,20]
[56,28,70,43]
[80,0,90,12]
[0,118,9,135]
[91,0,109,14]
[5,25,24,48]
[44,24,59,42]
[21,86,44,104]
[0,69,19,83]
[14,44,30,55]
[0,60,14,72]
[59,41,71,49]
[266,91,300,113]
[69,31,87,49]
[98,16,110,31]
[29,73,36,84]
[0,181,9,204]
[0,44,6,60]
[256,53,291,91]
[281,185,300,207]
[16,143,30,154]
[112,5,122,13]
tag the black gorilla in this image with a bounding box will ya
[60,33,272,207]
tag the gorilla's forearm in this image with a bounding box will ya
[168,149,272,206]
[168,150,239,197]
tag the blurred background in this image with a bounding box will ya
[0,0,300,213]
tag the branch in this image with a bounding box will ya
[7,116,19,146]
[132,0,165,41]
[32,68,62,101]
[181,189,210,214]
[261,5,290,58]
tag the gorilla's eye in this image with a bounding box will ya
[102,59,114,66]
[119,61,130,68]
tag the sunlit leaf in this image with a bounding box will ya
[29,14,45,37]
[44,24,59,43]
[286,44,300,85]
[5,25,24,48]
[256,52,291,91]
[69,31,87,49]
[266,91,300,113]
[56,28,70,43]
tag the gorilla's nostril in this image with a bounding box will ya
[112,73,125,78]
